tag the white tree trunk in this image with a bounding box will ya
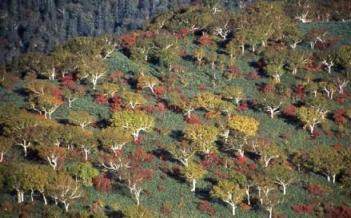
[63,201,70,212]
[83,149,90,161]
[0,152,3,162]
[246,186,251,205]
[267,207,273,218]
[30,189,34,202]
[41,192,47,205]
[191,179,196,192]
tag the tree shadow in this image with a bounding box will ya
[164,166,186,183]
[169,130,184,141]
[151,147,176,163]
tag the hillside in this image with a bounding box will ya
[0,1,351,218]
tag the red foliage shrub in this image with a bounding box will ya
[304,60,320,72]
[109,96,122,112]
[311,129,321,139]
[240,203,252,211]
[160,201,173,216]
[307,183,325,196]
[237,102,249,112]
[155,102,166,112]
[335,93,349,104]
[283,105,297,117]
[294,85,305,99]
[213,170,228,180]
[200,152,221,169]
[51,88,63,100]
[292,204,314,213]
[93,174,112,192]
[246,71,260,80]
[142,31,155,38]
[198,83,207,91]
[154,86,166,97]
[248,163,257,170]
[133,136,144,145]
[120,33,137,47]
[61,75,76,88]
[198,33,213,46]
[227,65,241,78]
[95,94,108,105]
[144,105,155,113]
[324,205,351,218]
[109,70,124,82]
[260,83,274,94]
[315,36,341,50]
[197,200,216,216]
[236,156,247,164]
[333,109,347,125]
[333,143,344,151]
[132,147,154,163]
[185,115,201,124]
[176,28,192,39]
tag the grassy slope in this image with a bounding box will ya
[1,22,351,218]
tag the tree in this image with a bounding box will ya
[37,145,66,170]
[255,143,284,168]
[0,107,49,157]
[266,164,297,195]
[65,162,99,186]
[286,49,309,75]
[77,55,107,90]
[24,79,58,97]
[120,148,153,206]
[121,91,147,110]
[307,145,345,183]
[305,28,328,49]
[226,115,259,158]
[183,162,207,192]
[194,92,233,114]
[168,141,197,167]
[297,106,325,135]
[46,171,81,212]
[261,94,283,119]
[75,129,96,161]
[265,55,286,84]
[62,85,85,108]
[335,45,351,73]
[260,189,282,218]
[283,24,303,49]
[166,91,196,119]
[211,179,246,216]
[97,127,132,154]
[29,94,63,119]
[111,111,155,141]
[151,33,180,70]
[226,40,240,64]
[194,47,206,65]
[137,74,160,95]
[68,111,96,128]
[228,115,259,137]
[0,136,13,163]
[183,124,218,154]
[24,164,49,203]
[222,86,245,106]
[97,82,120,98]
[6,163,49,204]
